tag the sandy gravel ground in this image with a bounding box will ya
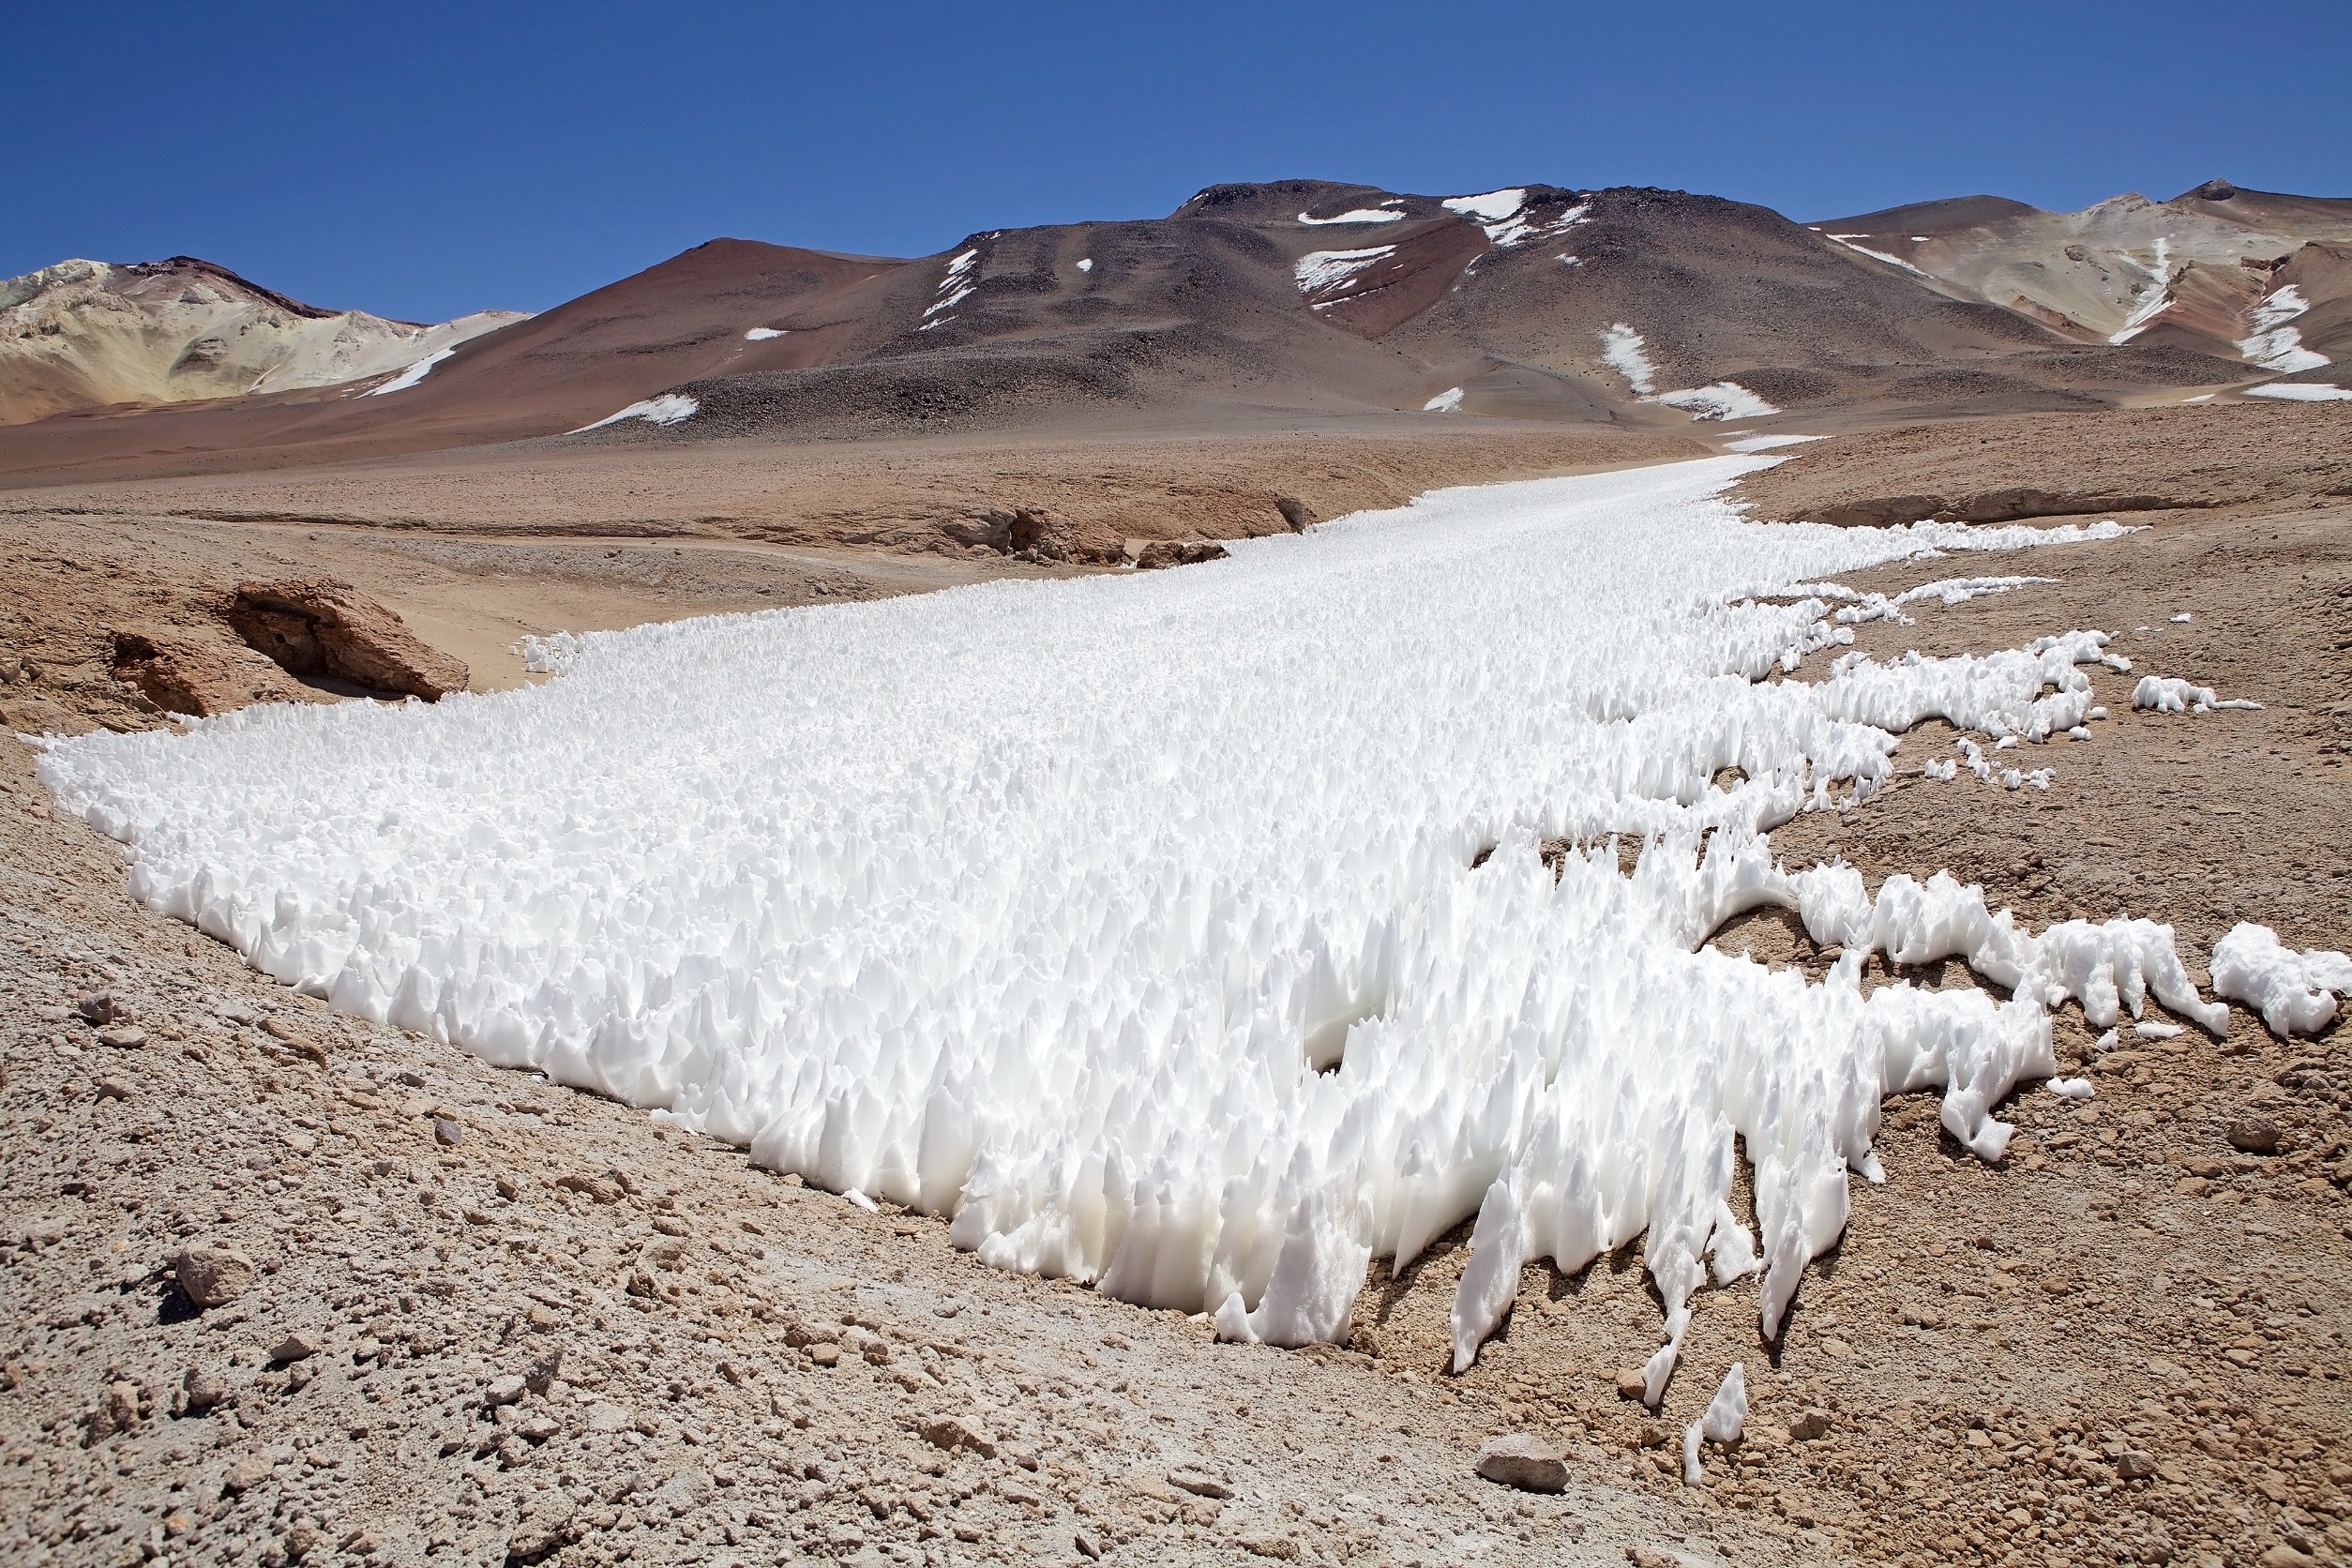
[3,410,2349,1568]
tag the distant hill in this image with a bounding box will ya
[4,175,2344,484]
[1810,179,2352,374]
[0,256,525,426]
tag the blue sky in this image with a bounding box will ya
[8,1,2346,322]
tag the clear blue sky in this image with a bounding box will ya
[8,1,2346,323]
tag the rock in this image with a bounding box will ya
[95,1026,147,1049]
[807,1343,841,1367]
[172,1245,255,1309]
[485,1374,528,1407]
[2117,1450,2157,1480]
[281,1520,321,1561]
[87,1380,141,1441]
[75,992,124,1024]
[1275,496,1313,532]
[1238,1533,1300,1560]
[2228,1118,2282,1155]
[1136,540,1230,570]
[226,578,468,701]
[1474,1433,1571,1493]
[505,1515,577,1565]
[652,1214,689,1237]
[432,1117,465,1147]
[180,1365,228,1415]
[1628,1551,1680,1568]
[221,1454,273,1495]
[1787,1410,1832,1441]
[95,1078,131,1101]
[942,506,1124,565]
[1615,1368,1647,1401]
[268,1332,321,1365]
[2257,1546,2315,1568]
[1075,1530,1102,1560]
[524,1345,565,1395]
[110,628,296,717]
[1168,1465,1231,1500]
[918,1415,996,1458]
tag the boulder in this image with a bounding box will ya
[171,1245,254,1309]
[1474,1433,1570,1493]
[226,579,467,700]
[1135,540,1230,570]
[111,628,298,716]
[942,506,1124,565]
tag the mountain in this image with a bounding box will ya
[2,177,2333,484]
[0,256,526,426]
[1811,179,2352,376]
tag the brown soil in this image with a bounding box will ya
[4,408,2350,1568]
[1733,401,2352,527]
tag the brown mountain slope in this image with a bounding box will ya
[0,178,2319,487]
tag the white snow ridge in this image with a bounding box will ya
[568,393,700,434]
[39,458,2251,1389]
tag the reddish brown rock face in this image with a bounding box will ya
[226,578,469,700]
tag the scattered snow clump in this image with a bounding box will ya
[2210,924,2352,1036]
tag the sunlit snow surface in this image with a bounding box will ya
[39,460,2235,1386]
[362,347,455,396]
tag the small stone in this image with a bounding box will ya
[172,1245,255,1309]
[281,1520,321,1561]
[96,1026,148,1050]
[1074,1530,1102,1560]
[506,1513,579,1566]
[94,1380,141,1438]
[2257,1546,2315,1568]
[917,1415,996,1457]
[2117,1450,2157,1480]
[1787,1410,1832,1441]
[524,1303,558,1332]
[432,1117,464,1147]
[2228,1119,2282,1155]
[1474,1433,1571,1493]
[2041,1275,2073,1296]
[1629,1551,1680,1568]
[652,1214,689,1237]
[807,1343,841,1367]
[524,1345,565,1395]
[269,1332,321,1365]
[1238,1534,1300,1560]
[1615,1368,1646,1400]
[222,1454,273,1495]
[181,1366,228,1414]
[95,1078,131,1101]
[485,1374,528,1407]
[1168,1466,1231,1500]
[76,992,124,1024]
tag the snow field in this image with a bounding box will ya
[1600,324,1778,422]
[567,394,700,434]
[2244,383,2352,402]
[1293,249,1394,309]
[38,459,2256,1398]
[363,347,454,396]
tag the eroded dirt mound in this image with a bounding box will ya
[1733,401,2352,525]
